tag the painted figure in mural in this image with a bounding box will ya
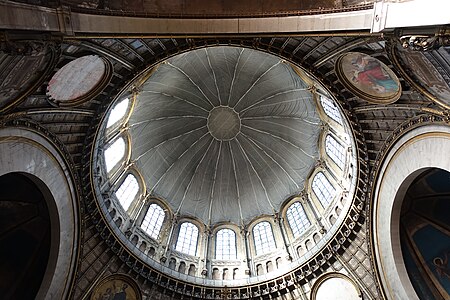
[434,252,450,281]
[350,54,398,94]
[112,283,128,300]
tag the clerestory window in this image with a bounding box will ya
[286,202,311,238]
[320,95,343,125]
[312,172,336,208]
[175,222,199,256]
[107,97,130,128]
[104,137,126,172]
[141,203,165,240]
[216,229,237,260]
[325,135,346,169]
[253,221,276,256]
[115,173,139,211]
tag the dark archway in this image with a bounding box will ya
[0,172,51,299]
[400,168,450,299]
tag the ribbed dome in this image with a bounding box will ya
[128,47,321,225]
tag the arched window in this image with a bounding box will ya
[253,221,276,256]
[175,222,199,256]
[216,229,237,260]
[312,172,336,208]
[286,202,311,238]
[141,203,165,240]
[320,95,343,125]
[107,97,129,128]
[115,173,139,211]
[325,135,346,169]
[104,137,126,172]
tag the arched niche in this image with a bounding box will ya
[400,168,450,299]
[0,172,51,299]
[372,124,450,300]
[311,272,361,300]
[0,126,79,299]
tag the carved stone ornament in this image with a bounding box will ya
[400,34,450,52]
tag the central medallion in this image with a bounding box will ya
[207,106,241,141]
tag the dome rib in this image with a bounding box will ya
[166,61,215,108]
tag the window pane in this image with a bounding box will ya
[141,203,165,240]
[115,174,139,211]
[312,172,336,208]
[253,221,276,256]
[107,97,129,128]
[320,95,343,125]
[104,137,125,172]
[216,229,237,260]
[286,202,311,238]
[175,222,199,256]
[325,135,346,169]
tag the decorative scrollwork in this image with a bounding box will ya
[400,34,450,51]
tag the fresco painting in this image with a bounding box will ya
[335,52,401,104]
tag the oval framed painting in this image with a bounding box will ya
[47,55,112,107]
[335,52,402,104]
[91,274,141,300]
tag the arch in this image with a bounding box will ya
[223,268,229,280]
[168,257,177,270]
[0,173,51,299]
[311,272,361,300]
[372,124,450,300]
[266,261,274,273]
[139,241,147,252]
[212,268,220,280]
[276,257,282,269]
[178,261,186,274]
[188,264,196,276]
[256,264,264,276]
[233,268,239,280]
[0,127,79,299]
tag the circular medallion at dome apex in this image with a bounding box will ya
[207,106,241,140]
[127,46,322,225]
